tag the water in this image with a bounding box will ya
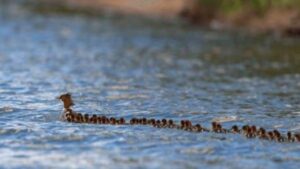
[0,1,300,169]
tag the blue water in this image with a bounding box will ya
[0,1,300,169]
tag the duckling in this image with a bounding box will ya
[162,119,167,127]
[97,116,102,124]
[150,119,156,125]
[246,127,254,138]
[130,118,136,125]
[155,120,161,128]
[120,117,125,124]
[242,125,250,135]
[110,117,116,125]
[91,114,98,124]
[287,131,294,142]
[105,117,110,124]
[142,118,147,125]
[180,120,186,129]
[212,121,224,133]
[74,114,82,123]
[212,122,224,133]
[267,131,274,140]
[63,108,74,121]
[65,112,72,119]
[70,114,75,122]
[185,120,193,131]
[168,119,174,128]
[258,128,268,139]
[150,119,156,127]
[231,125,240,133]
[193,124,202,132]
[273,130,283,142]
[65,108,73,115]
[101,116,107,124]
[211,121,218,132]
[250,125,257,137]
[294,133,300,142]
[217,123,227,133]
[181,120,188,130]
[66,116,72,122]
[78,113,84,123]
[83,114,89,123]
[258,127,265,135]
[147,119,153,125]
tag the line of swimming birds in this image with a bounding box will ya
[58,93,300,143]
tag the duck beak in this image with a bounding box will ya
[56,96,61,100]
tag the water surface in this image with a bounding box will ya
[0,1,300,169]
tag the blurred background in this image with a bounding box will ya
[6,0,300,35]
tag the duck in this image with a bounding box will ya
[295,133,300,142]
[120,117,126,124]
[287,131,294,142]
[231,125,240,133]
[193,124,202,132]
[148,119,156,125]
[58,93,74,109]
[146,119,153,125]
[142,118,147,125]
[267,131,274,140]
[180,120,186,129]
[273,130,283,142]
[130,118,136,125]
[212,122,225,133]
[211,121,218,132]
[161,119,169,128]
[245,127,253,138]
[138,118,143,124]
[153,120,162,128]
[101,116,108,124]
[168,119,175,128]
[97,116,102,124]
[212,121,224,133]
[57,93,75,121]
[250,125,257,137]
[110,117,116,125]
[90,114,98,124]
[185,120,193,131]
[66,114,72,122]
[74,113,82,123]
[258,128,268,140]
[83,114,89,123]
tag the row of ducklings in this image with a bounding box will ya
[64,110,300,143]
[65,109,126,125]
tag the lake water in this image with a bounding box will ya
[0,1,300,169]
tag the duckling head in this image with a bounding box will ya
[295,133,300,142]
[212,121,218,131]
[162,119,167,126]
[120,118,125,124]
[168,119,174,126]
[231,125,239,133]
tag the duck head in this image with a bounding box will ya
[58,93,74,109]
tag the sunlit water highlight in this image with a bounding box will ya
[0,1,300,169]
